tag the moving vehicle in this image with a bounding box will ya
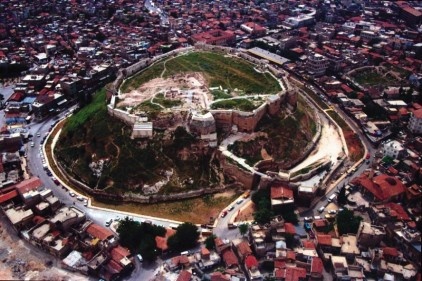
[318,206,325,213]
[228,205,235,211]
[136,254,143,262]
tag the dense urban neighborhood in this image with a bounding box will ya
[0,0,421,281]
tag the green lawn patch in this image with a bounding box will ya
[210,98,258,111]
[121,51,281,95]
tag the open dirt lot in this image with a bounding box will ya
[0,218,87,281]
[117,72,212,110]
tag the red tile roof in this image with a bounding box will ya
[413,108,422,119]
[15,177,42,194]
[286,250,296,261]
[222,249,238,267]
[105,259,124,274]
[383,247,399,257]
[284,223,296,235]
[236,241,252,257]
[356,174,406,201]
[384,203,410,221]
[111,245,130,263]
[313,219,328,228]
[316,234,332,246]
[274,260,286,269]
[302,240,316,249]
[0,190,18,204]
[155,228,176,251]
[176,270,192,281]
[245,255,258,269]
[275,267,307,281]
[86,223,114,240]
[200,247,210,257]
[210,272,230,281]
[271,185,294,199]
[311,257,323,274]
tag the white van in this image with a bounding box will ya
[328,194,336,202]
[180,251,189,256]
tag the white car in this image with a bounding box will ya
[30,142,35,147]
[328,210,337,215]
[236,199,244,204]
[304,217,313,222]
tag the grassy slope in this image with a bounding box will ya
[121,52,281,95]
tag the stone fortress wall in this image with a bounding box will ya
[106,44,296,136]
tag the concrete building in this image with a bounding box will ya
[306,54,329,76]
[382,140,407,159]
[50,206,86,232]
[408,109,422,134]
[356,221,386,248]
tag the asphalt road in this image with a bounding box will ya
[22,72,376,281]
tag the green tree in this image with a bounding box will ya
[336,209,363,235]
[116,217,166,261]
[337,186,347,205]
[282,211,299,225]
[254,206,273,225]
[238,223,249,236]
[204,234,216,250]
[168,222,200,252]
[116,217,142,252]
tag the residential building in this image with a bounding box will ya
[408,108,422,134]
[382,140,407,159]
[306,54,330,76]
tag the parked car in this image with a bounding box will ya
[69,192,75,197]
[30,142,35,147]
[221,211,228,218]
[236,199,244,204]
[328,210,337,215]
[242,191,251,198]
[304,217,313,222]
[105,219,112,227]
[318,206,325,213]
[136,254,143,262]
[228,205,235,211]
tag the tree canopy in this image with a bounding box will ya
[336,208,363,235]
[337,186,347,205]
[116,217,166,261]
[238,223,249,236]
[168,222,200,252]
[204,234,216,251]
[252,188,273,224]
